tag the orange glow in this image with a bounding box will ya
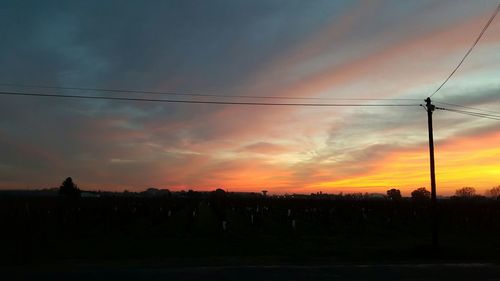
[310,132,500,196]
[144,131,500,196]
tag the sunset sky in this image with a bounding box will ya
[1,0,499,195]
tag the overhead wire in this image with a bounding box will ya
[0,91,420,107]
[437,107,500,121]
[429,2,500,98]
[0,82,420,102]
[433,100,500,115]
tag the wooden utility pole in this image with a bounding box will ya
[425,97,438,249]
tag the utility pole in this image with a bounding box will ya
[425,97,438,250]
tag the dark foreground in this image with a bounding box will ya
[3,263,500,281]
[2,192,500,270]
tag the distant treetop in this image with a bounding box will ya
[387,188,402,201]
[59,177,81,198]
[411,187,430,201]
[486,186,500,199]
[455,187,476,198]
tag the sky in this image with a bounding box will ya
[0,0,499,196]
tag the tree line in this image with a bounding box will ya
[387,186,500,201]
[57,176,500,201]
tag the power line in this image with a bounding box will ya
[434,100,500,115]
[0,91,420,107]
[438,107,500,118]
[0,82,420,101]
[449,111,500,121]
[438,107,500,121]
[429,3,500,98]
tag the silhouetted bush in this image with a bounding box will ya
[486,186,500,199]
[455,187,476,198]
[411,187,430,201]
[387,188,402,201]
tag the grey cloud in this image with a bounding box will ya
[238,141,291,154]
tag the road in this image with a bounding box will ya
[3,263,500,280]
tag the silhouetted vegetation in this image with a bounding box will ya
[386,188,402,201]
[3,187,500,266]
[411,187,430,201]
[58,177,80,198]
[486,186,500,199]
[455,187,476,198]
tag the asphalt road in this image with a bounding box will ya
[3,263,500,281]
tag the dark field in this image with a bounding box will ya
[2,193,500,267]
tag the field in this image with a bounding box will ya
[2,192,500,266]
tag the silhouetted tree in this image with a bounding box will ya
[59,177,80,198]
[186,189,200,210]
[386,188,402,201]
[411,187,430,201]
[455,187,476,198]
[141,188,171,197]
[210,188,228,222]
[486,186,500,199]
